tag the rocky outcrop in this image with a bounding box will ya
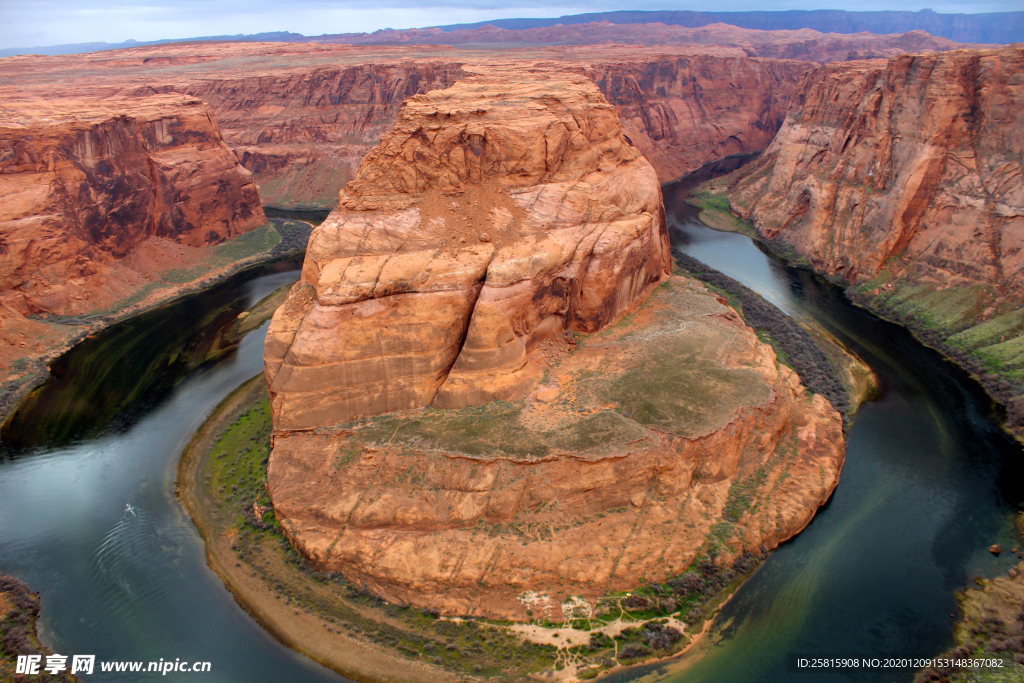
[0,43,812,205]
[0,94,264,316]
[188,50,808,202]
[263,65,846,620]
[186,62,466,210]
[263,64,671,430]
[728,46,1024,292]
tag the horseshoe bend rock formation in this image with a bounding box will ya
[0,94,265,316]
[267,277,845,620]
[263,66,673,429]
[263,67,846,619]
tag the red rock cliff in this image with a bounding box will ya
[585,54,809,184]
[729,46,1024,293]
[0,44,811,209]
[0,94,265,315]
[187,50,809,204]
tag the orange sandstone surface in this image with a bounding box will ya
[0,89,271,420]
[263,65,845,620]
[0,95,264,317]
[263,64,672,429]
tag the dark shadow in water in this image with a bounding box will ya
[1,257,302,456]
[263,207,330,225]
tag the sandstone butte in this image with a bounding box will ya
[0,34,967,419]
[724,45,1024,433]
[262,64,845,621]
[0,94,265,319]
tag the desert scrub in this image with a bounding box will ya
[162,223,281,285]
[846,280,1024,438]
[338,399,647,460]
[915,569,1024,681]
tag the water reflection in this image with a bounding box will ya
[1,260,300,454]
[0,181,1021,682]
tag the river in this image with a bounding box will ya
[0,261,347,682]
[0,189,1021,682]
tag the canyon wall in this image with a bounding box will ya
[185,62,466,210]
[586,55,808,186]
[187,52,808,207]
[726,45,1024,432]
[0,95,265,316]
[729,46,1024,291]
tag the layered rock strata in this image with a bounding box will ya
[263,65,671,429]
[187,61,466,210]
[264,66,845,619]
[726,45,1024,433]
[0,94,265,316]
[586,54,807,185]
[729,46,1024,291]
[186,49,809,202]
[1,43,811,207]
[267,277,845,619]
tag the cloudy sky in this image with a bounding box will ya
[1,0,1018,50]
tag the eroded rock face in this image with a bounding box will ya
[264,65,671,430]
[0,95,264,315]
[187,61,466,210]
[0,43,813,206]
[728,46,1024,293]
[586,55,808,184]
[189,50,809,200]
[267,278,845,620]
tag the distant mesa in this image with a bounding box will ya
[1,8,1020,57]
